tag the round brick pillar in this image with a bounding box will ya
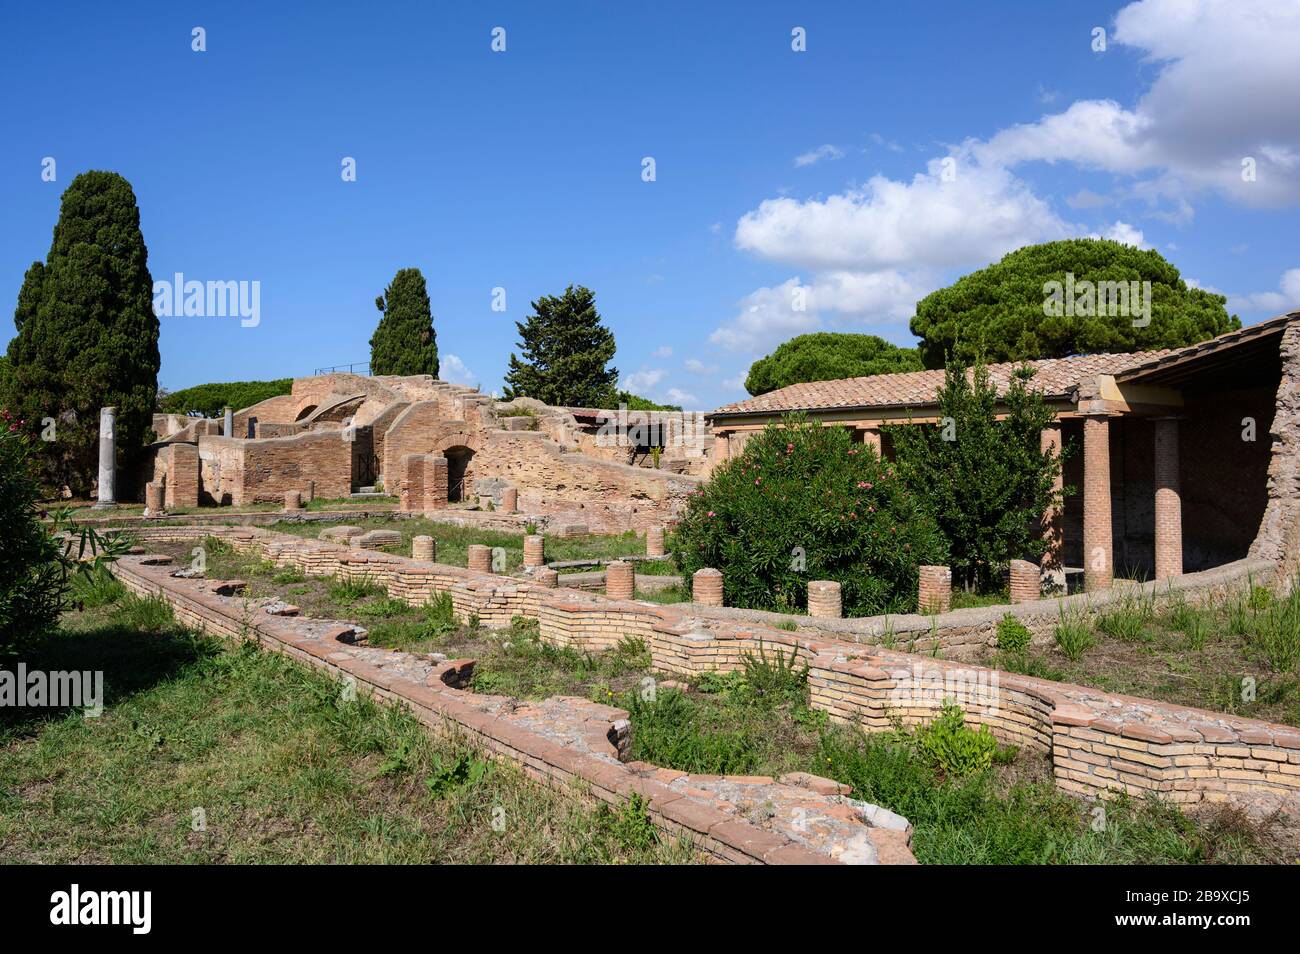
[523,534,545,568]
[467,544,492,573]
[283,491,302,511]
[144,481,165,517]
[693,567,724,606]
[535,567,559,588]
[1008,559,1040,603]
[807,580,842,618]
[1082,414,1113,592]
[501,487,518,513]
[606,561,635,600]
[1154,417,1183,581]
[918,565,952,614]
[412,535,435,562]
[646,527,666,558]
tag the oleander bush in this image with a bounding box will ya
[673,414,946,616]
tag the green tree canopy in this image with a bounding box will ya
[745,332,923,395]
[503,285,619,406]
[910,239,1240,369]
[4,171,160,496]
[673,414,946,616]
[370,268,438,377]
[887,361,1065,592]
[160,378,293,418]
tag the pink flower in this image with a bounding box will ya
[754,477,761,485]
[707,511,716,517]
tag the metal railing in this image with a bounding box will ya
[312,362,370,376]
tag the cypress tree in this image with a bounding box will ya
[502,285,618,407]
[370,268,438,376]
[4,171,160,497]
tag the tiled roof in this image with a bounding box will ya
[710,351,1170,418]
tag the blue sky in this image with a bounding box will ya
[2,0,1297,409]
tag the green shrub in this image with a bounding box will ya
[995,614,1032,654]
[673,414,946,615]
[888,360,1065,593]
[740,642,808,706]
[916,703,999,777]
[329,579,386,605]
[1,418,130,655]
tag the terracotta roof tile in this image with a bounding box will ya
[710,352,1170,418]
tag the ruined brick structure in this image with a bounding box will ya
[144,373,706,531]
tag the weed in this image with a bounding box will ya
[996,614,1032,654]
[916,703,999,778]
[1053,606,1095,661]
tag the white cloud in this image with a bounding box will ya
[1226,268,1300,314]
[651,345,673,358]
[971,0,1300,209]
[1097,220,1148,248]
[713,0,1300,360]
[736,159,1069,274]
[440,353,475,385]
[620,368,665,393]
[794,144,845,167]
[665,387,699,407]
[684,358,719,375]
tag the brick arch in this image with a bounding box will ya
[433,428,481,503]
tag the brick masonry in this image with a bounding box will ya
[115,524,1300,828]
[605,561,634,600]
[646,527,666,558]
[1008,560,1039,603]
[917,565,951,614]
[693,568,724,606]
[807,580,842,618]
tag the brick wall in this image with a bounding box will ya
[117,524,1300,817]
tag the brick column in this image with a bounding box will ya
[412,535,435,562]
[646,527,666,558]
[467,545,492,573]
[1040,422,1065,591]
[860,427,882,455]
[1083,414,1113,591]
[606,561,635,600]
[693,568,723,606]
[807,580,842,618]
[283,490,302,511]
[144,481,165,517]
[399,454,425,512]
[1009,559,1040,603]
[1154,416,1183,580]
[425,456,448,510]
[501,487,518,513]
[534,567,559,588]
[523,534,545,568]
[918,565,951,614]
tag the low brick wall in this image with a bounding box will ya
[109,543,914,865]
[117,525,1300,816]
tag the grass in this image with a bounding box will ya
[0,598,699,864]
[268,517,655,573]
[983,583,1300,728]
